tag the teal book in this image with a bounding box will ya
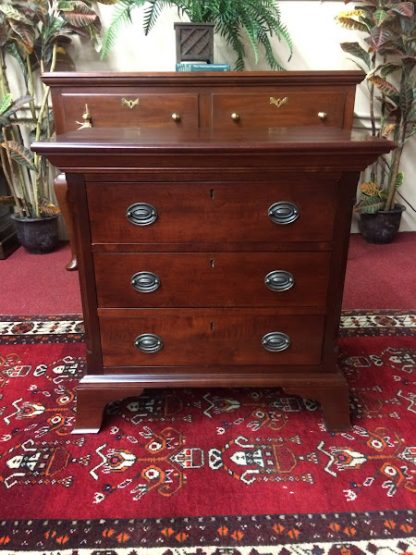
[176,62,230,72]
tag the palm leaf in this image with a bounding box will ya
[143,0,171,35]
[0,94,13,116]
[101,0,144,57]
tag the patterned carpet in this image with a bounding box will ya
[0,311,415,554]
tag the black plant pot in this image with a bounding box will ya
[358,204,406,244]
[11,214,59,254]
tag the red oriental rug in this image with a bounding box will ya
[0,310,415,554]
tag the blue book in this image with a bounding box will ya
[176,62,230,72]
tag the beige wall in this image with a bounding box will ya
[69,1,415,231]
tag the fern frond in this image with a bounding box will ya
[101,0,145,57]
[143,0,172,35]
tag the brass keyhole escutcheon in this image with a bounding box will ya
[121,97,140,109]
[270,96,289,109]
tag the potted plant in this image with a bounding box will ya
[336,1,416,243]
[0,0,106,253]
[102,0,293,71]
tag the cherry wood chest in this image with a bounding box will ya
[34,72,392,433]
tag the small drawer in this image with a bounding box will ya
[87,179,337,244]
[99,309,325,367]
[60,91,199,131]
[211,91,346,129]
[94,251,331,308]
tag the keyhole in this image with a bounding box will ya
[210,321,215,332]
[210,188,215,199]
[210,258,215,268]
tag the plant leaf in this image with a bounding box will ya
[7,20,36,53]
[395,172,404,189]
[340,42,370,68]
[379,62,401,77]
[336,16,368,32]
[1,141,36,171]
[356,196,386,213]
[0,5,32,25]
[0,94,13,116]
[365,27,394,52]
[373,9,391,26]
[389,2,414,18]
[368,75,399,95]
[399,82,413,115]
[59,1,98,28]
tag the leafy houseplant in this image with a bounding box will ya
[0,0,107,252]
[102,0,293,71]
[336,1,416,242]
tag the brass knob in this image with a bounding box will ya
[171,112,181,122]
[317,111,328,121]
[231,112,240,122]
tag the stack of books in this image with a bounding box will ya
[176,62,230,72]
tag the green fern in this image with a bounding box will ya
[101,0,143,56]
[102,0,292,70]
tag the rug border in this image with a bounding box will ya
[1,310,415,552]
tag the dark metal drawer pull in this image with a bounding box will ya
[268,202,299,225]
[265,270,294,292]
[262,332,291,352]
[134,333,163,354]
[131,271,160,293]
[126,203,158,226]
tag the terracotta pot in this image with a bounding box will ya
[358,204,406,244]
[11,214,59,254]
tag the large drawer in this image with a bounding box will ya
[94,251,330,308]
[211,91,346,129]
[99,309,325,367]
[60,91,199,131]
[87,180,337,244]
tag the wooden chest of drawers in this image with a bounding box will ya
[46,71,363,270]
[33,113,392,433]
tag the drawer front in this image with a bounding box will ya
[87,180,337,244]
[99,309,325,366]
[60,92,199,131]
[211,91,345,129]
[94,252,330,308]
